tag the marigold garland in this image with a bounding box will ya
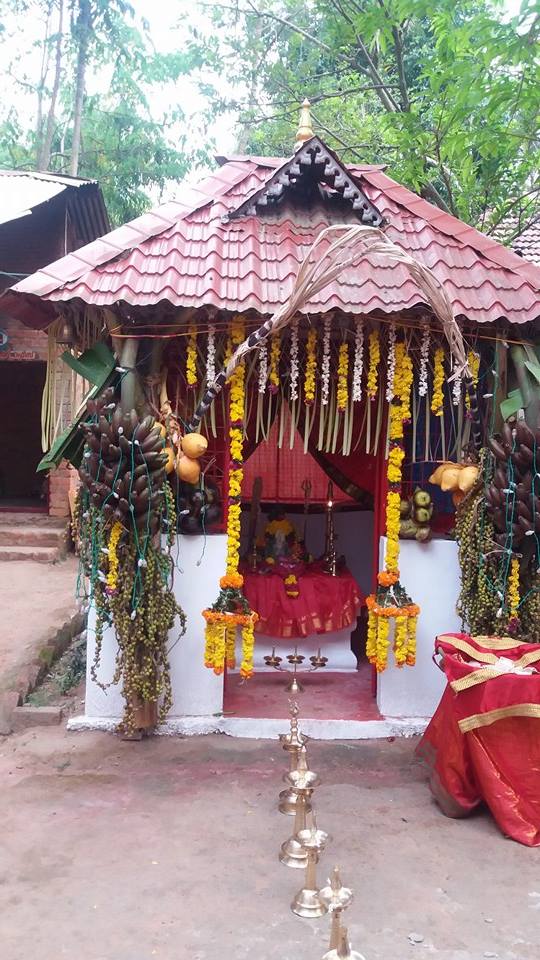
[465,349,480,410]
[186,324,198,389]
[202,316,258,678]
[106,520,123,594]
[367,339,419,672]
[304,328,317,404]
[269,334,281,394]
[367,330,380,400]
[337,342,349,412]
[507,556,521,634]
[431,347,445,417]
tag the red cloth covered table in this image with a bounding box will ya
[242,566,363,639]
[417,632,540,847]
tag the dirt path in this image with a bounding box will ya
[0,556,80,689]
[0,728,537,960]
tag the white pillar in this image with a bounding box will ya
[84,534,227,720]
[376,537,460,718]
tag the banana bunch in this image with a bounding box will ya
[429,460,480,506]
[485,420,539,548]
[79,388,169,537]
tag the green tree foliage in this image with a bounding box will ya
[0,0,207,224]
[188,0,540,232]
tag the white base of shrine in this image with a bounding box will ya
[67,713,429,740]
[234,626,358,673]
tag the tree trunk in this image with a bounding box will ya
[70,0,92,177]
[39,0,64,171]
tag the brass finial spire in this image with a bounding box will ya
[295,98,313,151]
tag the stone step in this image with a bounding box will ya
[0,524,66,547]
[0,545,61,563]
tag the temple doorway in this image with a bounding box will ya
[223,407,380,723]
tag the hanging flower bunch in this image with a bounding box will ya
[321,314,332,406]
[258,339,268,394]
[367,329,380,400]
[290,317,299,402]
[337,341,349,412]
[105,520,122,594]
[352,319,364,403]
[418,322,430,398]
[465,349,480,411]
[366,341,419,673]
[206,323,216,385]
[186,324,198,389]
[269,334,281,394]
[304,328,317,404]
[431,347,445,417]
[203,315,258,679]
[385,321,397,402]
[507,557,521,635]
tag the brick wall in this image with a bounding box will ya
[0,314,48,361]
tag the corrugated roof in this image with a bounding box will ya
[0,168,110,244]
[511,217,540,265]
[4,144,540,328]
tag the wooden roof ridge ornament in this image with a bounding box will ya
[187,223,472,434]
[224,134,384,227]
[295,98,314,151]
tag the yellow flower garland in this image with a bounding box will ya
[337,342,349,411]
[106,521,123,593]
[304,328,317,404]
[465,349,480,410]
[367,330,380,400]
[508,557,520,619]
[367,338,419,672]
[269,334,281,392]
[186,324,198,388]
[202,315,258,678]
[431,347,445,417]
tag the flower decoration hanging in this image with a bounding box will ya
[385,321,397,403]
[352,318,364,403]
[202,315,258,679]
[186,324,198,389]
[366,341,419,673]
[290,317,299,402]
[269,334,281,394]
[418,321,430,398]
[206,323,216,385]
[431,347,445,417]
[465,349,480,411]
[337,341,349,412]
[105,520,123,594]
[258,339,268,394]
[304,327,317,404]
[367,329,380,400]
[507,556,520,634]
[321,314,332,406]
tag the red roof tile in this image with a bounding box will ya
[4,147,540,328]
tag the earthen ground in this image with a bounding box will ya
[0,727,537,960]
[0,556,79,688]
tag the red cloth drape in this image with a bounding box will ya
[242,565,363,639]
[417,633,540,847]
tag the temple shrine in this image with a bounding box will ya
[4,103,540,738]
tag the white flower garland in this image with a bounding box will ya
[206,323,216,385]
[452,366,462,406]
[418,320,430,398]
[258,339,268,394]
[290,317,299,401]
[352,318,364,402]
[385,321,397,402]
[321,314,332,406]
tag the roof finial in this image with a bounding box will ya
[295,98,314,152]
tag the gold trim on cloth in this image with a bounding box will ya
[459,703,540,733]
[472,635,527,650]
[437,635,498,665]
[450,649,540,693]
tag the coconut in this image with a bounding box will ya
[181,433,208,459]
[457,465,479,493]
[163,445,175,475]
[429,461,458,485]
[440,466,462,492]
[176,454,200,484]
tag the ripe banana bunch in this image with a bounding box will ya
[429,460,480,505]
[79,388,169,536]
[485,420,539,548]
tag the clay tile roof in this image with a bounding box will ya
[3,147,540,329]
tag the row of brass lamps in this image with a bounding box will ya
[278,701,366,959]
